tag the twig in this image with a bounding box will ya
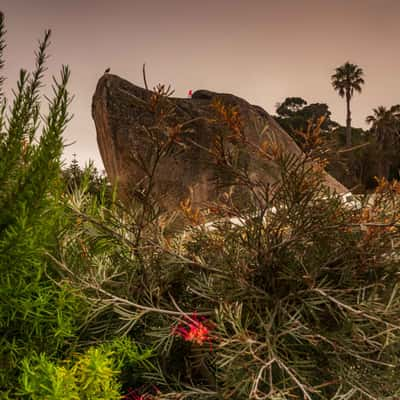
[275,358,313,400]
[314,287,400,330]
[46,251,213,317]
[142,63,149,90]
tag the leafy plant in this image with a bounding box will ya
[19,346,121,399]
[0,12,84,396]
[56,83,400,399]
[19,337,155,400]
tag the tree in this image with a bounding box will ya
[366,104,400,178]
[366,105,400,143]
[331,61,365,147]
[62,154,111,202]
[276,97,307,117]
[275,97,339,149]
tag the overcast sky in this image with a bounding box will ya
[2,0,400,169]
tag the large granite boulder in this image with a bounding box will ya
[92,74,347,210]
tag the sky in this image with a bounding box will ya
[2,0,400,169]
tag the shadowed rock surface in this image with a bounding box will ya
[92,74,347,210]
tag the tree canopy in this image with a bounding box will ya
[275,97,339,144]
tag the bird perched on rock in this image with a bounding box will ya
[104,67,110,74]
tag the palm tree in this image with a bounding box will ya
[331,62,365,147]
[366,105,400,143]
[366,104,400,178]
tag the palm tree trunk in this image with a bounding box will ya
[346,92,352,147]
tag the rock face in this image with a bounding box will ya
[92,74,347,210]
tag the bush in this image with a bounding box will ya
[0,13,84,396]
[19,337,154,400]
[56,87,400,399]
[20,348,120,400]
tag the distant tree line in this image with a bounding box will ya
[274,62,400,192]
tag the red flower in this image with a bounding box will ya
[173,312,215,347]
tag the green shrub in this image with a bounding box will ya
[20,347,119,400]
[19,337,155,400]
[0,13,84,396]
[20,353,79,400]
